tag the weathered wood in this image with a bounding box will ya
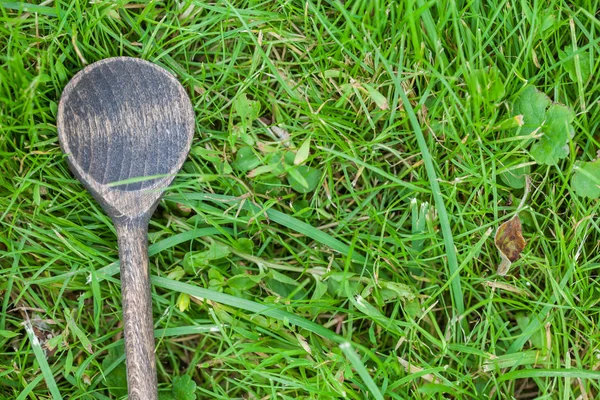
[57,57,194,400]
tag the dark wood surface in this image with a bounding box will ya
[57,57,195,400]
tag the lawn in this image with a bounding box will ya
[1,0,600,399]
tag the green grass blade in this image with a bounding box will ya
[168,193,367,263]
[151,275,344,343]
[155,325,222,337]
[339,342,385,400]
[0,2,62,17]
[507,261,576,353]
[373,50,465,325]
[15,374,45,400]
[319,148,427,194]
[498,368,600,382]
[152,275,385,398]
[1,237,26,330]
[95,227,228,280]
[24,321,62,400]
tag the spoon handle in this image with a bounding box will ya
[116,221,158,400]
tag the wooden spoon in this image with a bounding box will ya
[57,57,194,399]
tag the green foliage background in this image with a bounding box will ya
[1,1,600,399]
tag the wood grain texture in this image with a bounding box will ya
[116,221,156,399]
[57,57,194,222]
[57,57,195,399]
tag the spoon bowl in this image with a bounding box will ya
[57,57,195,399]
[58,57,194,221]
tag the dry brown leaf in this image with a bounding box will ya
[494,216,526,276]
[397,357,440,383]
[483,280,531,297]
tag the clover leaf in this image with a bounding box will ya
[512,86,575,166]
[233,145,261,172]
[530,104,574,165]
[560,47,592,84]
[172,375,197,400]
[159,375,197,400]
[572,159,600,199]
[512,85,550,136]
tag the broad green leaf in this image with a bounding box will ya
[167,266,186,281]
[33,184,41,206]
[172,375,197,400]
[379,281,416,301]
[234,93,260,124]
[284,150,295,165]
[516,313,544,349]
[247,164,276,178]
[362,83,389,110]
[198,241,230,260]
[349,293,404,336]
[264,271,306,299]
[287,166,309,189]
[265,277,295,297]
[560,47,591,83]
[312,281,328,300]
[177,293,191,312]
[467,67,505,103]
[572,159,600,198]
[512,86,551,136]
[269,270,299,286]
[102,345,127,398]
[228,125,239,149]
[191,147,221,163]
[253,176,283,195]
[208,268,225,290]
[233,238,254,254]
[417,384,459,396]
[404,299,422,319]
[488,75,505,102]
[183,242,231,274]
[240,131,255,146]
[221,160,233,174]
[353,295,385,319]
[494,115,524,131]
[499,158,530,189]
[287,166,321,193]
[323,69,343,78]
[292,199,312,217]
[540,13,556,33]
[294,136,311,165]
[0,329,19,338]
[233,146,261,171]
[266,152,287,175]
[227,273,262,290]
[530,104,574,165]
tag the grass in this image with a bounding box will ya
[1,0,600,399]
